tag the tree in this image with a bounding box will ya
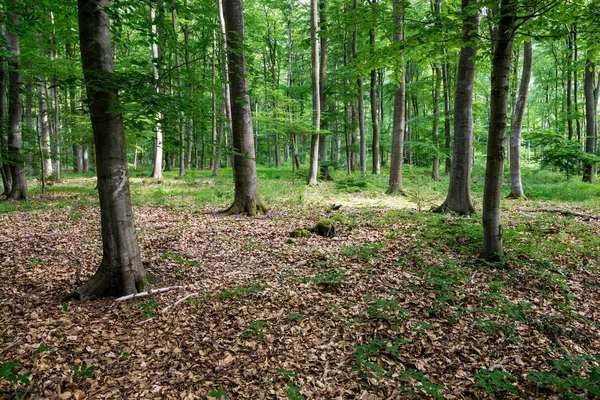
[386,0,406,194]
[480,0,516,260]
[77,0,147,299]
[223,0,267,215]
[582,57,597,183]
[150,1,165,180]
[6,4,27,200]
[509,36,532,198]
[307,0,320,186]
[433,0,478,215]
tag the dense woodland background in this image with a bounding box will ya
[1,0,600,398]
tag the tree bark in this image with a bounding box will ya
[582,58,596,183]
[509,37,532,198]
[387,0,406,194]
[0,47,12,196]
[307,0,320,185]
[480,0,515,260]
[318,0,330,180]
[431,63,441,180]
[38,78,53,179]
[434,0,478,215]
[223,0,267,215]
[150,1,164,179]
[6,6,27,200]
[77,0,146,299]
[370,6,380,176]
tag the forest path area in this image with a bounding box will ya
[1,181,600,399]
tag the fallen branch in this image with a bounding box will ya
[161,293,199,313]
[109,286,185,309]
[520,207,600,220]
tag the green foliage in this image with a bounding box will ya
[365,296,410,325]
[353,338,401,379]
[139,300,159,319]
[286,313,304,322]
[289,228,311,238]
[0,361,31,386]
[341,242,384,261]
[400,369,445,399]
[160,251,201,268]
[475,369,518,395]
[301,270,346,291]
[244,320,270,338]
[35,344,52,354]
[72,363,97,381]
[528,355,600,398]
[207,389,227,399]
[216,279,271,301]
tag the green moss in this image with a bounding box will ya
[311,219,336,237]
[290,228,311,238]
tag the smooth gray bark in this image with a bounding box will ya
[77,0,146,299]
[583,58,597,183]
[307,0,320,186]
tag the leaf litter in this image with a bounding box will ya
[1,193,599,399]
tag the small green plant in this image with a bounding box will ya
[160,251,201,268]
[207,389,227,399]
[341,242,384,261]
[366,296,410,325]
[140,300,159,319]
[302,270,346,291]
[116,349,130,361]
[0,361,31,386]
[400,369,445,399]
[35,343,52,353]
[412,321,432,334]
[286,313,304,322]
[527,354,600,398]
[473,319,521,343]
[216,279,271,301]
[244,320,270,338]
[475,369,519,395]
[72,363,97,381]
[61,303,69,312]
[276,368,305,400]
[353,338,401,379]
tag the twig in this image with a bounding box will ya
[109,286,185,309]
[3,337,22,352]
[161,293,199,313]
[521,207,600,220]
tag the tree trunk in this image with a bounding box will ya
[171,4,185,177]
[509,37,532,198]
[480,0,515,260]
[38,78,53,179]
[431,63,441,180]
[387,0,406,194]
[6,7,27,200]
[307,0,320,186]
[217,0,233,175]
[77,0,147,299]
[370,7,380,176]
[0,48,12,196]
[223,0,267,216]
[583,58,597,183]
[150,2,164,179]
[318,0,330,180]
[434,0,478,215]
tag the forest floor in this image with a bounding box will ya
[1,169,600,399]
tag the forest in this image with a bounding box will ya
[0,0,599,398]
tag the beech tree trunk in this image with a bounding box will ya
[583,58,596,183]
[0,50,12,196]
[77,0,147,300]
[509,37,532,198]
[434,0,478,215]
[480,0,515,260]
[370,9,380,176]
[387,0,406,194]
[307,0,320,186]
[431,63,441,181]
[38,78,53,179]
[223,0,267,215]
[318,0,330,180]
[150,1,164,179]
[6,7,27,200]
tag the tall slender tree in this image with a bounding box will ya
[387,0,406,194]
[434,0,478,215]
[509,36,532,198]
[6,3,27,200]
[77,0,147,299]
[480,0,516,260]
[307,0,320,185]
[223,0,267,215]
[582,58,596,183]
